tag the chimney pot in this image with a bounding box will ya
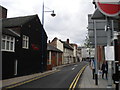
[48,40,50,43]
[67,39,69,44]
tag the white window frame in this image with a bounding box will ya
[1,35,15,52]
[22,35,29,49]
[47,51,51,65]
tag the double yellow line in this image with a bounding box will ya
[68,65,87,90]
[6,70,60,89]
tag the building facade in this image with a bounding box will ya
[70,44,78,63]
[61,39,74,64]
[81,47,95,61]
[49,37,64,64]
[47,44,63,70]
[77,47,82,62]
[1,6,48,79]
[50,38,74,65]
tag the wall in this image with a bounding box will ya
[57,40,63,52]
[2,16,48,79]
[51,52,57,67]
[81,47,95,60]
[0,6,7,18]
[63,48,73,64]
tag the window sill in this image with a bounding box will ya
[22,47,29,49]
[1,50,15,52]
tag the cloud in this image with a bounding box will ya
[0,0,95,46]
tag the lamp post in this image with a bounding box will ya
[42,2,56,26]
[0,19,2,81]
[41,1,56,72]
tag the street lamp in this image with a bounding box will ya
[41,1,56,72]
[42,2,56,26]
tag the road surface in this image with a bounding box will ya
[10,61,88,89]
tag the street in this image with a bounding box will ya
[10,61,88,89]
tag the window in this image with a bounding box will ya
[1,35,15,52]
[22,35,29,49]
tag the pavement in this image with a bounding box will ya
[78,65,117,89]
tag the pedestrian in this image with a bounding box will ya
[91,59,95,79]
[101,61,108,79]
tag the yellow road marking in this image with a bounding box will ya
[68,65,87,90]
[69,71,79,90]
[6,70,60,89]
[72,67,85,89]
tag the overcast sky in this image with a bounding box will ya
[0,0,95,46]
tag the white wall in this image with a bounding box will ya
[77,48,82,62]
[63,48,73,64]
[73,46,77,57]
[81,48,89,58]
[57,40,63,52]
[81,48,95,58]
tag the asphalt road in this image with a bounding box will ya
[12,61,88,89]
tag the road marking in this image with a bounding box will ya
[74,65,78,67]
[68,65,87,90]
[72,67,75,70]
[6,70,60,89]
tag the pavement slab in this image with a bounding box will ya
[78,66,115,88]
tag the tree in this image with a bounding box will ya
[84,35,90,48]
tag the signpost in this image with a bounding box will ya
[95,0,120,88]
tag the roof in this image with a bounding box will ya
[1,14,48,38]
[47,44,63,53]
[2,15,37,28]
[2,28,20,37]
[61,41,73,50]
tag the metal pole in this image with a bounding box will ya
[111,20,116,74]
[41,0,44,72]
[0,18,2,88]
[94,20,98,85]
[114,39,119,90]
[42,1,44,25]
[106,17,113,88]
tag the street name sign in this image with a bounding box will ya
[95,0,120,17]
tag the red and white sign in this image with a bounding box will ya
[95,0,120,17]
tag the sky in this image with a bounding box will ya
[0,0,95,46]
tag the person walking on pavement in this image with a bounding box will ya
[91,59,95,79]
[101,61,108,79]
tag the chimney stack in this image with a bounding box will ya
[48,40,51,43]
[67,39,69,44]
[0,5,7,18]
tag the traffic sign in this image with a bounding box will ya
[95,0,120,17]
